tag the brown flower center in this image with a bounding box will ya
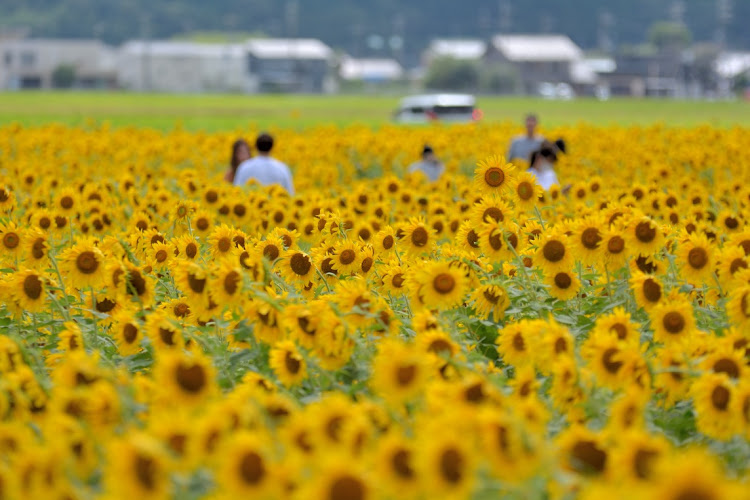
[382,235,394,250]
[134,454,157,491]
[284,351,301,375]
[239,451,266,485]
[187,272,206,294]
[713,358,740,379]
[263,244,280,261]
[23,274,43,300]
[330,475,365,500]
[433,273,456,294]
[512,332,525,351]
[517,181,534,200]
[484,167,505,187]
[570,440,607,475]
[411,227,429,247]
[607,236,625,254]
[123,323,138,343]
[554,272,572,289]
[396,364,416,386]
[687,247,708,270]
[392,449,414,479]
[224,270,241,295]
[439,448,464,483]
[711,385,730,411]
[483,207,503,222]
[581,228,601,250]
[643,278,662,303]
[339,249,356,265]
[602,348,622,374]
[543,240,565,263]
[175,363,207,394]
[662,311,685,334]
[634,221,656,243]
[76,251,99,274]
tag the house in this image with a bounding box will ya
[245,38,335,93]
[715,52,750,95]
[604,50,683,97]
[339,57,403,82]
[117,41,248,93]
[422,39,487,66]
[483,34,586,94]
[0,38,117,89]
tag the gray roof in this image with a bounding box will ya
[120,41,245,57]
[245,38,333,60]
[490,34,582,62]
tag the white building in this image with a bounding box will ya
[484,34,590,93]
[339,56,403,82]
[245,38,335,93]
[117,41,249,93]
[423,39,487,66]
[0,38,116,89]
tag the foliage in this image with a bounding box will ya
[648,21,692,51]
[51,64,76,88]
[424,57,480,92]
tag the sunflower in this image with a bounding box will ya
[717,245,748,288]
[105,433,171,499]
[470,283,509,322]
[600,226,629,271]
[190,209,214,237]
[23,228,49,269]
[726,285,750,331]
[454,221,481,254]
[374,433,419,497]
[58,239,106,289]
[474,155,516,195]
[154,350,215,406]
[173,261,209,302]
[625,215,665,256]
[400,217,435,256]
[650,294,696,345]
[533,229,573,274]
[0,220,23,260]
[255,235,285,263]
[371,339,428,406]
[111,310,143,356]
[691,372,739,440]
[583,334,641,390]
[269,340,307,387]
[147,241,174,271]
[592,307,640,345]
[702,344,744,380]
[329,240,361,275]
[609,429,669,482]
[54,187,79,216]
[477,221,515,261]
[570,214,605,267]
[545,269,581,301]
[209,260,245,309]
[9,268,47,313]
[676,232,715,285]
[556,425,609,477]
[373,226,398,256]
[208,224,237,259]
[629,273,663,312]
[305,456,372,500]
[511,171,543,212]
[217,432,277,498]
[648,449,738,500]
[145,311,185,351]
[469,195,512,228]
[123,262,155,306]
[172,234,201,261]
[415,427,476,500]
[496,321,536,368]
[410,260,468,311]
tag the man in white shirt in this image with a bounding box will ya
[233,133,295,195]
[507,113,544,165]
[407,144,445,182]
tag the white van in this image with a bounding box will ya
[393,93,480,123]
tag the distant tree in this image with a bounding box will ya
[479,63,520,94]
[648,22,691,52]
[52,64,76,88]
[689,43,721,91]
[424,57,479,92]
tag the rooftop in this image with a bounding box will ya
[490,34,583,62]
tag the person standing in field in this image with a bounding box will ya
[407,144,445,182]
[507,113,544,165]
[233,132,295,195]
[527,139,562,190]
[224,139,252,183]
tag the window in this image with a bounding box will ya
[3,52,11,67]
[20,51,36,68]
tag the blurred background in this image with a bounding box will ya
[0,0,748,99]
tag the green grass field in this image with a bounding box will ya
[0,91,748,130]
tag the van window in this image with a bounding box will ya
[434,105,474,115]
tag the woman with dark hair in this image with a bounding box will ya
[224,139,251,183]
[528,139,561,190]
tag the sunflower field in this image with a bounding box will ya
[0,121,749,500]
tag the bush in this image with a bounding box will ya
[52,64,76,88]
[424,57,479,92]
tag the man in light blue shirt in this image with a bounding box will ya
[407,144,445,182]
[233,133,295,195]
[507,113,544,165]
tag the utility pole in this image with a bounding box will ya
[716,0,732,48]
[597,10,614,54]
[498,0,512,33]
